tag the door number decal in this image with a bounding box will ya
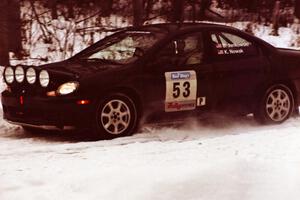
[165,71,197,112]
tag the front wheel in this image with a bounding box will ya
[92,93,138,140]
[255,84,294,124]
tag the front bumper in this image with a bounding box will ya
[1,90,94,130]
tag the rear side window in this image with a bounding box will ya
[210,32,258,57]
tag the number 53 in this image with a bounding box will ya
[173,81,191,98]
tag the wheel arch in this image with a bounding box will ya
[100,86,143,117]
[254,80,297,124]
[269,80,298,107]
[90,86,143,139]
[255,79,298,111]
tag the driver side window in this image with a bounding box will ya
[158,32,204,66]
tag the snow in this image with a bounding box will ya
[253,25,300,49]
[1,116,300,200]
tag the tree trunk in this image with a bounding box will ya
[67,0,74,19]
[133,0,144,27]
[271,0,280,36]
[0,0,9,66]
[192,0,197,22]
[46,0,58,19]
[145,0,154,20]
[172,0,184,23]
[8,0,22,58]
[295,0,300,19]
[102,0,113,17]
[199,0,211,20]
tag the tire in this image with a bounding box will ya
[293,107,300,116]
[254,84,294,124]
[92,93,138,140]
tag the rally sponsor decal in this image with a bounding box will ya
[171,71,191,80]
[166,101,196,112]
[197,97,206,107]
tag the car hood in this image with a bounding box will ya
[40,60,122,78]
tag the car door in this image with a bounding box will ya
[207,30,269,113]
[142,30,215,122]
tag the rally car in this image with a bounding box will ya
[2,23,300,139]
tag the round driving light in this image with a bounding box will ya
[26,67,36,84]
[15,66,25,83]
[4,67,14,84]
[39,70,50,87]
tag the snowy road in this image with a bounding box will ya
[1,114,300,200]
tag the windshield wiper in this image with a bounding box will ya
[82,58,120,65]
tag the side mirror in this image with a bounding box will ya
[134,47,144,57]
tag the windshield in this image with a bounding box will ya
[79,30,166,64]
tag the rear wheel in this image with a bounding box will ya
[255,84,294,124]
[92,93,138,140]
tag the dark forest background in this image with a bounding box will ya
[1,0,300,66]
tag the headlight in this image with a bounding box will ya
[56,82,79,95]
[39,70,50,87]
[15,66,25,83]
[26,67,36,84]
[4,67,14,84]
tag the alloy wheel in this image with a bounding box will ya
[265,89,291,122]
[100,99,131,135]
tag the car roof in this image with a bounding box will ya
[126,22,238,33]
[71,22,275,60]
[135,22,274,49]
